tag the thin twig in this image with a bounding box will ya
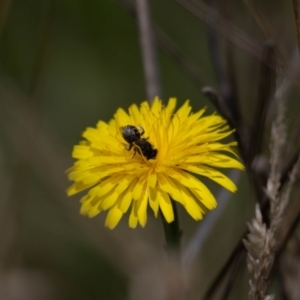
[202,239,244,300]
[201,87,248,163]
[292,0,300,55]
[250,40,275,162]
[205,0,243,140]
[243,0,290,71]
[135,0,162,100]
[243,0,270,38]
[223,2,241,130]
[220,250,246,300]
[175,0,265,66]
[202,6,245,296]
[117,0,207,86]
[205,0,226,86]
[249,40,276,210]
[204,0,245,155]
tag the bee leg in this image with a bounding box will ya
[125,144,132,151]
[137,125,144,136]
[130,147,137,159]
[137,125,150,140]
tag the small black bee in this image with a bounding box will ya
[121,125,158,160]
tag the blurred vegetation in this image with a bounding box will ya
[0,0,300,299]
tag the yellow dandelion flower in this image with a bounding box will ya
[66,97,244,229]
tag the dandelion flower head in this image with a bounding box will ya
[66,97,244,229]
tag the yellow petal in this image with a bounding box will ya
[89,156,128,164]
[115,174,136,194]
[157,173,185,205]
[105,206,123,229]
[193,130,234,144]
[129,103,142,125]
[100,190,119,210]
[158,189,174,223]
[82,127,101,143]
[149,186,159,217]
[168,170,217,210]
[114,108,131,126]
[180,164,238,192]
[132,177,146,200]
[147,169,157,188]
[96,120,109,131]
[174,100,191,122]
[79,195,92,215]
[162,98,176,128]
[151,96,162,116]
[96,175,124,197]
[118,188,133,213]
[67,181,98,196]
[137,192,148,227]
[180,186,203,220]
[80,195,103,217]
[185,107,206,127]
[190,185,217,210]
[86,206,101,218]
[167,168,199,189]
[185,153,244,169]
[72,145,94,159]
[129,201,138,228]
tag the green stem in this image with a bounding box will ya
[161,200,181,255]
[161,201,184,299]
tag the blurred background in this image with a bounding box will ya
[0,0,299,299]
